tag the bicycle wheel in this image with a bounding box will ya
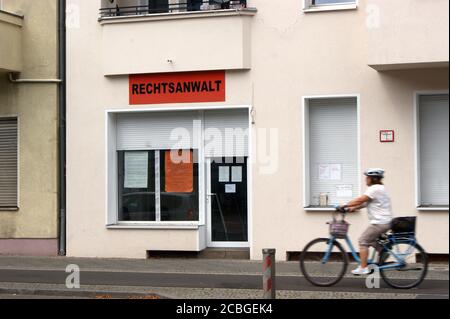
[300,238,349,287]
[379,241,428,289]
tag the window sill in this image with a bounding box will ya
[304,206,336,212]
[417,206,449,212]
[107,222,200,230]
[99,8,257,25]
[0,207,19,212]
[303,4,357,13]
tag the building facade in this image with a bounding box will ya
[66,0,449,260]
[0,0,61,256]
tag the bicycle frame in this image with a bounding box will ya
[322,234,417,271]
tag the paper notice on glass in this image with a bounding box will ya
[336,185,353,198]
[330,164,342,180]
[318,164,330,180]
[225,184,236,194]
[219,166,230,182]
[231,166,243,183]
[165,150,193,193]
[124,152,148,189]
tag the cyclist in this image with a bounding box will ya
[339,168,393,275]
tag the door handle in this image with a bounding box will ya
[207,193,217,197]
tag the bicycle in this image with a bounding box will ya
[299,207,428,289]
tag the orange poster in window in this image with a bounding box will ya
[165,150,194,193]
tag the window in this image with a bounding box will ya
[148,0,169,14]
[0,118,18,209]
[118,151,156,221]
[118,149,199,222]
[304,97,358,208]
[311,0,355,5]
[110,109,250,226]
[160,150,199,221]
[115,111,200,224]
[304,0,357,11]
[418,94,449,208]
[187,0,202,11]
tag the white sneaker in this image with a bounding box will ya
[352,266,370,276]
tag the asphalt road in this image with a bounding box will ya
[0,269,448,298]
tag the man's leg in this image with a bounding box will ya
[354,225,390,275]
[353,226,378,274]
[360,247,370,268]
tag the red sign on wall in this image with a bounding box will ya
[380,130,395,143]
[129,71,226,105]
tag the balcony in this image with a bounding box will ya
[99,0,256,76]
[0,10,23,73]
[100,0,248,17]
[368,0,449,71]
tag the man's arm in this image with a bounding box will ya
[346,195,371,212]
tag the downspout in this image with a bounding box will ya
[58,0,67,256]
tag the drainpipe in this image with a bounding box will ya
[58,0,67,256]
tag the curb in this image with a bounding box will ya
[0,287,168,299]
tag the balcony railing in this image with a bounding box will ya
[100,0,247,18]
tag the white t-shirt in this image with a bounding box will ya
[364,184,393,225]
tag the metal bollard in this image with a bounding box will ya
[262,248,276,299]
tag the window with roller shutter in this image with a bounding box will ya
[304,97,359,207]
[418,94,449,208]
[0,117,18,209]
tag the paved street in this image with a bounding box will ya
[0,256,448,299]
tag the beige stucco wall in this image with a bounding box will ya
[100,12,254,76]
[0,11,23,72]
[0,0,58,241]
[66,0,449,259]
[368,0,449,70]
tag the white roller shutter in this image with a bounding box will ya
[0,118,18,208]
[117,111,200,151]
[419,94,449,206]
[204,109,249,157]
[308,98,358,206]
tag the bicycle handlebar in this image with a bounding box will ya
[334,205,350,214]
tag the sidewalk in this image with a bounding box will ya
[1,256,448,276]
[0,256,448,299]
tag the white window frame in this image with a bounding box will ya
[414,90,449,212]
[302,94,361,211]
[0,115,20,211]
[303,0,358,13]
[105,105,253,231]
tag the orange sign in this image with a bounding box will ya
[130,71,225,105]
[164,150,194,193]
